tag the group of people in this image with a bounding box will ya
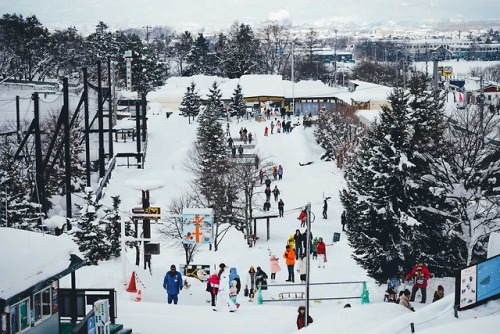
[260,168,285,215]
[396,259,444,312]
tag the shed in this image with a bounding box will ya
[0,228,86,334]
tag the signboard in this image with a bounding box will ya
[438,66,453,77]
[132,207,161,220]
[179,264,211,281]
[181,208,214,244]
[93,299,109,333]
[333,232,341,242]
[124,50,133,91]
[456,253,500,310]
[144,242,160,255]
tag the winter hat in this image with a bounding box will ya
[170,264,176,270]
[417,257,424,264]
[219,263,226,269]
[249,266,254,270]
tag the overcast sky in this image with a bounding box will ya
[1,0,499,34]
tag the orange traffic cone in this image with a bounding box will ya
[127,272,137,293]
[135,289,142,302]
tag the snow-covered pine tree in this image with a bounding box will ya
[341,77,459,282]
[231,83,247,120]
[102,195,122,259]
[179,81,201,123]
[191,81,232,251]
[0,134,44,230]
[403,74,465,275]
[72,188,109,265]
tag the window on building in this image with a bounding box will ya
[10,298,30,334]
[34,287,52,323]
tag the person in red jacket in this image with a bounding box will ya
[298,209,307,228]
[296,305,313,329]
[315,237,327,268]
[405,258,431,303]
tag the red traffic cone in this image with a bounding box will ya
[135,289,142,302]
[126,272,137,292]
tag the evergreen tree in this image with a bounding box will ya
[179,81,201,123]
[187,33,209,75]
[191,81,231,250]
[72,188,109,265]
[225,22,259,78]
[341,77,458,282]
[0,133,45,230]
[102,195,122,259]
[231,83,246,119]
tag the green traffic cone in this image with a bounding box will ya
[361,282,370,304]
[257,285,263,305]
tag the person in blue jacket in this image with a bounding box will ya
[163,264,183,304]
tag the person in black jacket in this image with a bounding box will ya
[255,266,268,290]
[278,199,284,217]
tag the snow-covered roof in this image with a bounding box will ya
[356,109,381,127]
[0,228,84,300]
[335,80,393,104]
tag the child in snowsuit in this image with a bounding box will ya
[269,254,281,281]
[229,280,240,308]
[296,306,313,329]
[296,253,307,283]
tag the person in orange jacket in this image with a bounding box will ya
[283,245,296,282]
[405,258,431,303]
